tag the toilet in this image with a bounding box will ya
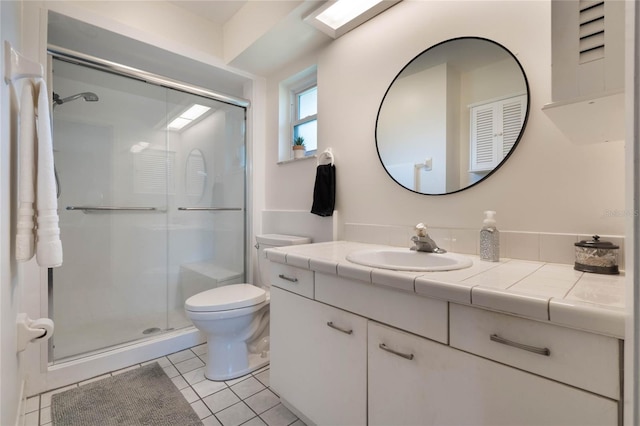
[185,234,311,381]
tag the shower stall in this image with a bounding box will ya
[49,50,248,363]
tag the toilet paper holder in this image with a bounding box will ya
[16,313,54,353]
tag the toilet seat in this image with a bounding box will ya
[185,284,266,312]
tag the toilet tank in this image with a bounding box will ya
[256,234,311,288]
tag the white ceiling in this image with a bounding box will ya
[166,0,331,75]
[167,1,248,25]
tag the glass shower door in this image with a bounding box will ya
[165,89,247,330]
[50,57,246,362]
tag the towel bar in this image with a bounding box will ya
[4,41,43,84]
[317,147,334,166]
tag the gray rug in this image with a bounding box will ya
[51,362,203,426]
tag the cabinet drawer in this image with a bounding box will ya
[269,263,314,298]
[450,303,621,400]
[316,273,448,344]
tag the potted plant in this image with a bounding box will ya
[293,136,305,159]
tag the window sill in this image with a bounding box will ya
[277,155,317,165]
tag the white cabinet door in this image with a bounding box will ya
[470,95,526,172]
[449,303,621,399]
[368,321,618,426]
[470,102,497,171]
[270,287,367,426]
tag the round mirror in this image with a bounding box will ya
[376,37,529,195]
[185,148,207,200]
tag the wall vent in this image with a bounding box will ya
[578,0,605,64]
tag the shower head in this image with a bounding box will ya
[53,92,99,108]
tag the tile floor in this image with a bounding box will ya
[25,344,306,426]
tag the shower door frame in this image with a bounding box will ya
[47,45,253,364]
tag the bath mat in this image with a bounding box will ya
[51,362,203,426]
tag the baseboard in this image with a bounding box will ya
[29,328,204,395]
[279,396,315,426]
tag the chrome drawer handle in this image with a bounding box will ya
[327,321,353,335]
[278,274,298,283]
[379,343,414,360]
[490,334,551,356]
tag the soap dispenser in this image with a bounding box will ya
[480,211,500,262]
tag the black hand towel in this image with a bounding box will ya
[311,164,336,217]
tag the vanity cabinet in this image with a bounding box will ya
[449,303,621,400]
[270,286,367,426]
[469,95,526,172]
[315,272,448,344]
[369,321,618,426]
[270,263,621,426]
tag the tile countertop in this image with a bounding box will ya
[265,241,626,339]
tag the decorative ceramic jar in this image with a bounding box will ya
[574,235,619,275]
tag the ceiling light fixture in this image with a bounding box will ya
[167,104,211,131]
[305,0,401,39]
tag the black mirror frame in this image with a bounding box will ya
[374,36,531,196]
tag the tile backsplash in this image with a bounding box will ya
[261,210,339,243]
[343,223,625,271]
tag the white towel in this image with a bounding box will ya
[35,79,63,267]
[16,81,36,261]
[16,79,63,267]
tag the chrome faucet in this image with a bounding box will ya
[411,223,447,254]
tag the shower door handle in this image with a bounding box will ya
[66,206,159,212]
[177,207,243,211]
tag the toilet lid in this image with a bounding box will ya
[185,284,266,312]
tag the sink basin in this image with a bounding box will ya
[346,248,472,272]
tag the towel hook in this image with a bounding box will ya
[4,41,43,84]
[318,147,334,166]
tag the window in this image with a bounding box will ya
[278,66,317,163]
[292,84,317,155]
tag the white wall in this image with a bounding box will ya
[625,2,638,423]
[378,63,448,193]
[265,1,625,236]
[1,2,25,424]
[47,0,225,65]
[265,52,321,210]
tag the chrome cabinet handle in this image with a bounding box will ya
[326,321,353,335]
[379,343,414,360]
[278,274,298,283]
[490,334,551,356]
